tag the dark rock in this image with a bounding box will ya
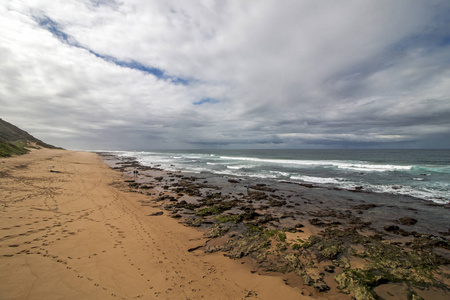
[184,217,203,227]
[299,183,315,188]
[140,185,153,189]
[349,217,372,228]
[308,209,337,218]
[242,211,261,220]
[319,244,342,260]
[187,245,203,252]
[398,217,418,225]
[309,218,326,226]
[207,224,230,238]
[324,265,335,273]
[268,200,285,207]
[398,229,412,236]
[384,225,400,232]
[148,211,163,216]
[250,185,277,192]
[301,273,314,285]
[352,204,379,210]
[173,200,201,210]
[247,191,268,201]
[280,212,295,219]
[255,214,279,224]
[313,281,330,292]
[309,218,340,227]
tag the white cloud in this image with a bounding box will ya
[1,0,450,149]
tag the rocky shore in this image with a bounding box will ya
[101,153,450,300]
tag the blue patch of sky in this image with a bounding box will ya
[193,98,219,105]
[36,16,77,46]
[34,15,189,85]
[439,35,450,47]
[170,77,190,85]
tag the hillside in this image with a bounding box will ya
[0,118,61,157]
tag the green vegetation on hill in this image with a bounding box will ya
[0,118,62,157]
[0,140,29,157]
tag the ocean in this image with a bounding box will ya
[107,149,450,204]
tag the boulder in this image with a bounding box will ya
[398,217,418,225]
[384,225,400,232]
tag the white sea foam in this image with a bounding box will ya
[180,167,211,173]
[227,165,250,170]
[269,171,291,177]
[290,175,347,185]
[125,152,412,173]
[137,156,172,165]
[368,185,449,204]
[117,151,140,157]
[213,170,239,176]
[246,173,279,179]
[219,156,411,172]
[336,163,412,172]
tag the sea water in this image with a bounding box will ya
[109,149,450,204]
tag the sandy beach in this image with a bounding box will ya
[0,149,315,300]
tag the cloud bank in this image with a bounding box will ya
[1,0,450,149]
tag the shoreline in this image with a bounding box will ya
[100,149,450,205]
[100,151,450,299]
[0,149,313,299]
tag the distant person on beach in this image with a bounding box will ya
[133,170,139,178]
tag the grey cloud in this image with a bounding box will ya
[1,1,450,149]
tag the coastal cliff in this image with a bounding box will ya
[0,118,61,157]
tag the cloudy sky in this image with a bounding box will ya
[1,0,450,150]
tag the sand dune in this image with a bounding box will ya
[0,149,313,299]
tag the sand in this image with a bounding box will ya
[0,149,316,300]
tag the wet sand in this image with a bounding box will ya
[0,149,314,300]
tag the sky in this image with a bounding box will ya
[1,0,450,150]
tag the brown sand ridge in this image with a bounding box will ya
[0,149,314,300]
